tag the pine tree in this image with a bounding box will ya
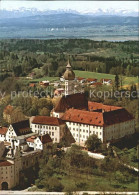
[115,74,120,91]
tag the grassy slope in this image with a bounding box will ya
[30,76,59,82]
[29,70,138,86]
[56,172,138,192]
[74,70,138,85]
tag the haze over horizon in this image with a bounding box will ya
[0,1,138,16]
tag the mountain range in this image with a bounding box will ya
[0,10,138,40]
[0,8,138,19]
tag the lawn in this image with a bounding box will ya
[30,76,59,82]
[74,70,138,86]
[56,172,138,192]
[27,70,138,86]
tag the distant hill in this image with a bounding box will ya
[0,8,138,19]
[0,13,138,39]
[0,14,138,28]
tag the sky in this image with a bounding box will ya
[0,1,138,12]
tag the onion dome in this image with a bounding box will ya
[63,61,75,80]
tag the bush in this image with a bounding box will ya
[85,134,102,152]
[45,177,64,192]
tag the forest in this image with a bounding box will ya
[0,39,139,82]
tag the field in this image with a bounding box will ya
[29,70,138,87]
[60,174,138,192]
[74,70,138,86]
[31,76,59,82]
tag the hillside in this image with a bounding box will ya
[0,14,138,39]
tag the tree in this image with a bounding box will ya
[39,107,49,116]
[45,177,64,192]
[42,64,49,76]
[11,107,26,123]
[85,134,102,152]
[114,74,120,90]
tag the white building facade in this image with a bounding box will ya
[62,108,135,145]
[30,116,66,143]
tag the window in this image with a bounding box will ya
[52,132,54,136]
[55,127,57,130]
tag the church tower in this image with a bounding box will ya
[63,61,75,96]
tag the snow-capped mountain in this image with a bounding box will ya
[81,8,138,17]
[0,8,138,19]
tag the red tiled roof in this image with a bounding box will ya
[62,108,134,127]
[87,78,97,82]
[0,160,13,167]
[88,101,122,112]
[77,77,85,81]
[29,83,36,87]
[54,93,88,112]
[0,127,8,135]
[39,134,52,144]
[62,109,104,126]
[32,116,65,126]
[26,136,36,143]
[91,82,102,86]
[103,109,134,126]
